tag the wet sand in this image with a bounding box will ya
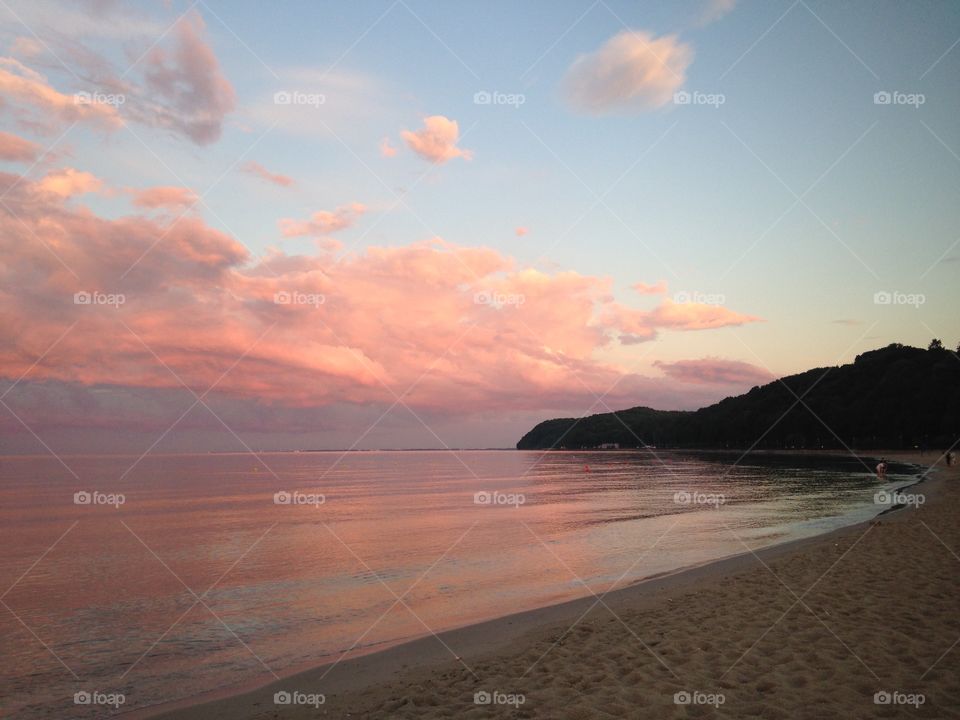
[142,451,960,719]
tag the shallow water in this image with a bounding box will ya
[0,450,916,718]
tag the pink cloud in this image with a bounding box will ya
[132,185,198,210]
[654,357,773,386]
[564,30,693,113]
[35,167,102,198]
[0,130,40,162]
[632,280,667,295]
[142,11,235,145]
[379,137,397,158]
[0,56,122,134]
[279,203,366,238]
[0,172,764,437]
[699,0,737,26]
[515,226,529,237]
[401,116,472,164]
[9,37,44,58]
[241,161,294,188]
[647,299,762,330]
[601,299,761,343]
[0,9,236,146]
[1,171,244,288]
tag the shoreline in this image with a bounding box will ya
[135,449,955,720]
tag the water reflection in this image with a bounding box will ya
[0,450,915,718]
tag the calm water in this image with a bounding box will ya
[0,450,916,718]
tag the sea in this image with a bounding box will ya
[0,449,920,718]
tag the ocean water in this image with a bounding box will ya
[0,450,916,718]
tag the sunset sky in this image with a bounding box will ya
[1,0,958,453]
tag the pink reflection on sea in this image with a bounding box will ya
[0,450,899,718]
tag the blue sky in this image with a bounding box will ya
[86,0,960,362]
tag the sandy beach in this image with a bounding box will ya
[138,451,960,719]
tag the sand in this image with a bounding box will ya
[143,451,960,719]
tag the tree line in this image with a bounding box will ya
[516,343,960,451]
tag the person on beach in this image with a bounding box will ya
[876,459,887,478]
[947,451,955,467]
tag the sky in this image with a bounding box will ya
[0,0,958,453]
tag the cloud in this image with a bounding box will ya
[648,299,761,330]
[603,298,761,342]
[241,161,295,188]
[654,357,773,386]
[0,56,122,134]
[0,7,237,146]
[4,1,167,42]
[141,11,235,145]
[279,203,366,237]
[563,30,693,114]
[699,0,737,26]
[379,137,397,158]
[0,171,764,449]
[401,115,472,163]
[35,167,102,197]
[632,280,668,295]
[0,130,41,162]
[132,185,198,210]
[515,226,529,237]
[0,169,246,295]
[9,37,45,58]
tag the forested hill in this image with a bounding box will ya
[516,343,960,451]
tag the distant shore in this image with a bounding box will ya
[137,450,959,719]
